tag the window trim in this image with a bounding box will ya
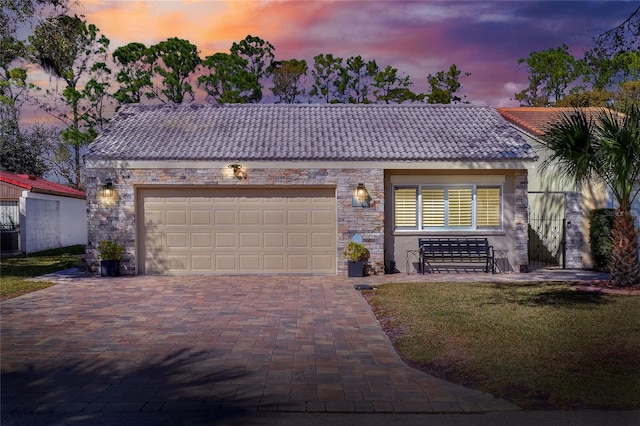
[393,183,503,231]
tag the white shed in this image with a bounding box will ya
[0,171,87,254]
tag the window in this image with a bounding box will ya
[394,185,502,231]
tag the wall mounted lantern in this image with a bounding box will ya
[229,163,247,180]
[352,183,371,207]
[101,178,115,199]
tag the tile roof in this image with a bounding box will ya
[497,107,610,137]
[87,104,537,162]
[0,171,86,199]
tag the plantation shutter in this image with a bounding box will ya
[448,188,472,227]
[476,187,501,227]
[394,187,417,228]
[421,188,445,227]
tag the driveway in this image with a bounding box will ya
[1,275,517,421]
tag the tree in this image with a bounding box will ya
[425,64,470,104]
[112,42,153,105]
[198,53,259,104]
[541,106,640,287]
[373,65,418,104]
[270,59,307,104]
[309,54,343,103]
[336,56,378,104]
[147,37,200,104]
[29,14,111,190]
[554,89,611,107]
[515,45,582,106]
[230,35,274,102]
[0,120,53,176]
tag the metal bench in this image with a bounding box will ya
[419,237,495,274]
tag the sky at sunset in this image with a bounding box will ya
[65,1,638,106]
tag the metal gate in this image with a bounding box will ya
[528,192,566,270]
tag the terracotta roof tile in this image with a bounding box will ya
[497,107,610,137]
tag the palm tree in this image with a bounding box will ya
[541,105,640,287]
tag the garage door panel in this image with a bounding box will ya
[264,233,284,248]
[239,232,260,248]
[312,255,333,270]
[141,187,336,274]
[312,210,333,225]
[288,233,309,248]
[191,255,213,271]
[145,210,164,226]
[311,233,333,248]
[215,233,236,248]
[214,210,236,225]
[167,255,188,271]
[166,232,187,247]
[263,255,285,270]
[263,210,284,225]
[239,210,260,225]
[190,210,211,225]
[288,255,310,270]
[191,233,211,248]
[166,210,187,226]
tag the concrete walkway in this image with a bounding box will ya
[0,269,612,424]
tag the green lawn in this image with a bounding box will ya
[0,245,85,301]
[365,281,640,409]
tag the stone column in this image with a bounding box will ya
[514,170,529,272]
[564,191,584,269]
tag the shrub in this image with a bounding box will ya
[343,241,368,262]
[589,208,615,270]
[96,240,125,261]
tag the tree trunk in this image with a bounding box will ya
[609,206,640,287]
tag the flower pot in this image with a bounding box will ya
[347,260,365,277]
[100,260,120,277]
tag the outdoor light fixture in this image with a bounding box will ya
[229,163,247,180]
[102,178,114,199]
[352,183,371,207]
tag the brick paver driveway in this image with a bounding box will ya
[1,275,517,418]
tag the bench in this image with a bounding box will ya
[419,237,495,274]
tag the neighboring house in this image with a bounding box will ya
[85,104,537,276]
[0,171,87,254]
[497,107,611,269]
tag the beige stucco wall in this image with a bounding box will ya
[384,170,522,274]
[522,131,607,268]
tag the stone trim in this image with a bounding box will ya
[514,169,529,271]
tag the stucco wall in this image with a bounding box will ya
[85,165,385,275]
[19,192,87,254]
[520,131,606,268]
[384,170,527,274]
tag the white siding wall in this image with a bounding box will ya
[20,191,87,253]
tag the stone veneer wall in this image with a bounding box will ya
[514,169,529,272]
[564,191,584,269]
[86,166,385,275]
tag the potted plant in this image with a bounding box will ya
[97,240,125,277]
[343,241,368,277]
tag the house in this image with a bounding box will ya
[497,107,610,269]
[85,103,537,275]
[0,171,87,254]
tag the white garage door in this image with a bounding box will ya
[139,187,336,274]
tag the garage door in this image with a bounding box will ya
[139,187,336,274]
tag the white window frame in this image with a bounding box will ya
[393,184,503,231]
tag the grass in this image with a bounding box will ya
[0,245,85,301]
[365,281,640,409]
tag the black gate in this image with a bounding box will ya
[527,192,567,270]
